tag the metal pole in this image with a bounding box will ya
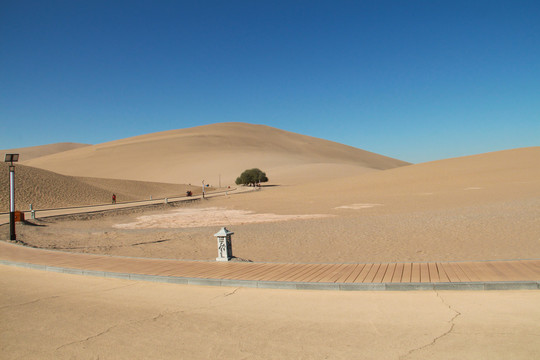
[202,180,205,199]
[9,165,16,240]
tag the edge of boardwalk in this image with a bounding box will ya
[2,259,539,291]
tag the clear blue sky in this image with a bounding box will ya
[1,0,538,163]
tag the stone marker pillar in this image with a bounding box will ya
[215,227,234,261]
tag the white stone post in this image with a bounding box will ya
[215,227,234,261]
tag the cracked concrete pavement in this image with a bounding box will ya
[1,265,539,359]
[399,292,462,359]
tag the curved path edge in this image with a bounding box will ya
[0,186,252,225]
[2,259,539,291]
[1,241,539,291]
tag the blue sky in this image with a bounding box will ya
[1,0,538,163]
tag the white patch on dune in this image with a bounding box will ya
[113,207,331,229]
[464,187,483,190]
[335,203,382,210]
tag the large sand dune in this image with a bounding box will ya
[23,122,409,185]
[2,123,538,263]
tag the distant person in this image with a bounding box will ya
[112,194,116,204]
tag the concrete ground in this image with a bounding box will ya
[1,265,539,359]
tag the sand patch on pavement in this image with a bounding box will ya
[113,207,332,229]
[335,203,382,210]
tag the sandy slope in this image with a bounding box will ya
[237,146,540,214]
[23,122,409,185]
[0,163,200,212]
[10,147,540,263]
[1,142,90,161]
[2,265,540,359]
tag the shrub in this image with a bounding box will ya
[235,168,268,186]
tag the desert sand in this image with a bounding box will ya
[1,124,539,359]
[1,265,539,359]
[6,145,539,264]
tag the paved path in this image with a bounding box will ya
[1,241,539,291]
[0,187,249,225]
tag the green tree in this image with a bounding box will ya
[235,168,269,186]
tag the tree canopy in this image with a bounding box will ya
[235,168,268,186]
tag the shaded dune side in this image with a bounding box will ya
[23,123,410,185]
[0,163,197,212]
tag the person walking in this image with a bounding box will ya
[112,194,116,204]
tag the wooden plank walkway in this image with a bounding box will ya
[2,241,540,288]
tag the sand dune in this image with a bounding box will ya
[247,146,540,213]
[189,146,539,262]
[1,142,90,162]
[2,122,538,263]
[192,146,539,219]
[10,146,540,263]
[23,122,409,185]
[2,122,409,212]
[0,163,199,212]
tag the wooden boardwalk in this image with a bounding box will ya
[1,241,539,290]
